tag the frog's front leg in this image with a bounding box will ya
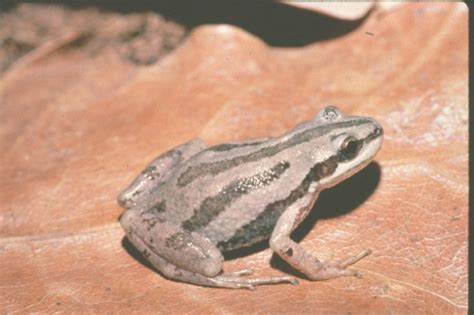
[120,210,297,289]
[118,139,207,209]
[269,190,371,281]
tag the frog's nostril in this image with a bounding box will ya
[374,120,384,136]
[117,192,135,209]
[376,124,383,136]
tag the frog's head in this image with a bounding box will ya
[312,106,383,189]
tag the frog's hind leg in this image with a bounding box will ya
[121,210,297,289]
[118,139,207,209]
[135,249,297,290]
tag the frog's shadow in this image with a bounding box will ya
[121,162,382,277]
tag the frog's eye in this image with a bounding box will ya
[338,136,362,160]
[316,106,343,122]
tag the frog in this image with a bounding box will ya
[118,106,383,289]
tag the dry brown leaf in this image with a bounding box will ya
[282,1,375,20]
[0,2,467,314]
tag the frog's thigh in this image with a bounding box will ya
[269,193,371,281]
[122,210,223,277]
[140,248,236,288]
[118,138,207,209]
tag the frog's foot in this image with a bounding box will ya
[210,271,298,290]
[311,249,372,280]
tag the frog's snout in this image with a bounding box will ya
[371,121,384,151]
[374,121,384,137]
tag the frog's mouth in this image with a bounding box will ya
[119,210,134,234]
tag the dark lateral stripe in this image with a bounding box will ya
[182,161,290,232]
[217,126,383,251]
[217,156,339,251]
[177,120,366,187]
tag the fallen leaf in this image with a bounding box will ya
[0,2,467,314]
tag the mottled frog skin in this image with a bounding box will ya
[118,106,383,289]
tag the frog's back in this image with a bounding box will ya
[144,110,383,251]
[151,133,321,251]
[155,138,286,220]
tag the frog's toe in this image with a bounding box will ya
[288,277,300,285]
[313,260,366,280]
[329,267,363,278]
[223,269,254,277]
[338,249,372,268]
[211,274,298,289]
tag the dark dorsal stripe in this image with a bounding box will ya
[217,156,339,251]
[182,161,290,232]
[207,140,265,152]
[177,120,366,187]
